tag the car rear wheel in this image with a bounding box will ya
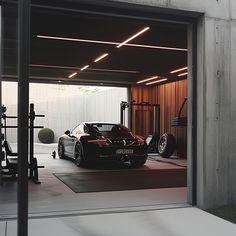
[58,140,65,159]
[74,142,86,167]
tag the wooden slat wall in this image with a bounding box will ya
[131,86,155,138]
[131,79,187,158]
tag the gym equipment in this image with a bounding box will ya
[29,103,45,181]
[1,140,18,178]
[0,104,45,184]
[51,151,56,159]
[172,97,187,127]
[120,100,160,153]
[157,98,187,158]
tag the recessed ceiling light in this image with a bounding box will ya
[94,53,109,63]
[68,72,77,78]
[36,35,187,52]
[116,27,150,48]
[137,76,158,84]
[80,65,89,71]
[170,66,188,74]
[146,78,167,85]
[178,72,188,77]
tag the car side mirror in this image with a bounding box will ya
[64,130,70,135]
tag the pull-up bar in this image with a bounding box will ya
[120,100,160,135]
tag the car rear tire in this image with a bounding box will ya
[157,133,176,158]
[58,140,65,159]
[74,142,86,167]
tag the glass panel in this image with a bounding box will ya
[0,0,18,224]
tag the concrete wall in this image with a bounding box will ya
[2,83,127,143]
[229,0,236,205]
[105,0,236,208]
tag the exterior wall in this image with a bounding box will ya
[107,0,236,208]
[229,1,236,204]
[2,83,127,143]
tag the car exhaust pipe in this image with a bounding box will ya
[120,155,130,163]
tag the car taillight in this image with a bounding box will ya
[136,136,145,145]
[87,138,108,146]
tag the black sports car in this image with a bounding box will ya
[58,122,147,167]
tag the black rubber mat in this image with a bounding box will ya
[54,169,187,193]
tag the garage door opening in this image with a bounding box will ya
[0,0,197,220]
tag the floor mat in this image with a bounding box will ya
[54,169,187,193]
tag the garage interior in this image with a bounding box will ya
[0,1,189,218]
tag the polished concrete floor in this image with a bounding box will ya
[0,143,187,219]
[1,207,236,236]
[1,144,236,235]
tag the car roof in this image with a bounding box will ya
[82,121,119,125]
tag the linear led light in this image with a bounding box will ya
[146,78,167,85]
[30,64,139,74]
[178,72,188,77]
[36,35,187,52]
[68,72,77,78]
[94,53,109,63]
[170,66,188,74]
[137,76,158,84]
[80,65,89,71]
[116,27,150,48]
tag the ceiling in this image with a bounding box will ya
[2,2,188,87]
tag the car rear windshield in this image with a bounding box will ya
[90,124,133,138]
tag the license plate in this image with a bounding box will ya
[116,149,133,154]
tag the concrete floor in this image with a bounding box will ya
[0,143,187,219]
[1,207,236,236]
[1,144,236,235]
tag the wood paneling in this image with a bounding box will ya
[131,79,187,158]
[131,86,154,138]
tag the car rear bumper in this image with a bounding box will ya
[87,152,147,163]
[84,144,147,162]
[97,153,147,160]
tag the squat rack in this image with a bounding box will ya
[120,100,160,137]
[0,103,45,184]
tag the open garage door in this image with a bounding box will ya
[0,1,198,232]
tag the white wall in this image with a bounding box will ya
[2,82,127,143]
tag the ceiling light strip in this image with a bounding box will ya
[137,76,158,84]
[170,66,188,74]
[146,78,167,85]
[30,64,139,74]
[116,27,150,48]
[90,68,138,74]
[37,35,117,46]
[68,72,77,78]
[94,53,109,63]
[126,44,187,51]
[36,35,187,52]
[178,72,188,77]
[80,65,89,71]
